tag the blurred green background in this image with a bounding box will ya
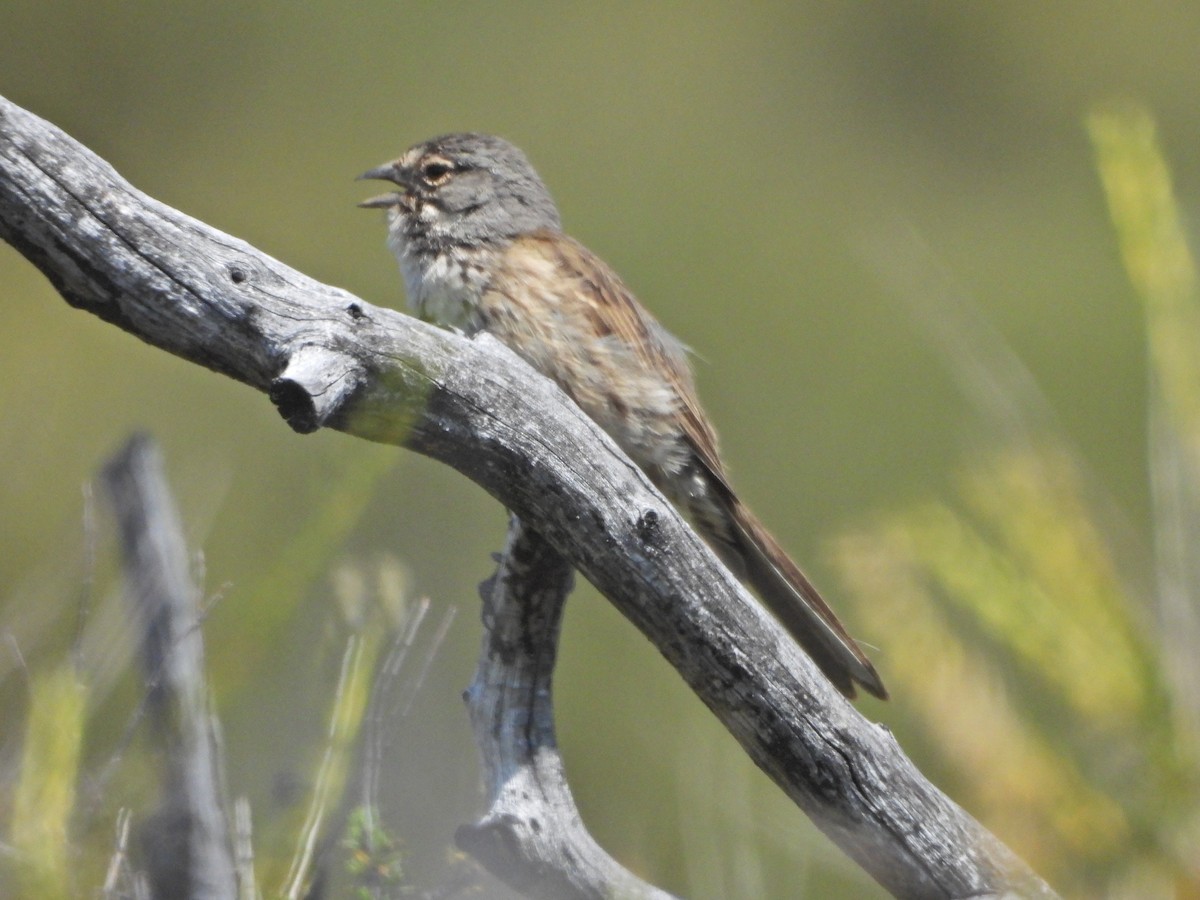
[3,3,1200,898]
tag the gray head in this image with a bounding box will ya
[359,133,562,250]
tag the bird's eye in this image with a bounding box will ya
[421,161,453,185]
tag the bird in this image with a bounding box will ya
[359,133,886,700]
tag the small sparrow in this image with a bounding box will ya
[360,133,886,700]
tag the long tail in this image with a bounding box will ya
[722,497,887,700]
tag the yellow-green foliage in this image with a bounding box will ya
[9,665,87,900]
[1089,106,1200,450]
[832,106,1200,897]
[270,560,403,899]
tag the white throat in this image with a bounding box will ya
[386,210,493,333]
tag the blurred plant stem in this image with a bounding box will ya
[9,664,87,900]
[832,104,1200,897]
[1090,105,1200,741]
[268,559,406,898]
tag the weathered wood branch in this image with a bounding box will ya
[459,516,676,899]
[0,94,1056,898]
[101,434,238,899]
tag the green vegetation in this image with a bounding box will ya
[832,107,1200,897]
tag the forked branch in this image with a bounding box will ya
[0,95,1055,899]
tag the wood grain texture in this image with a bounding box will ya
[459,516,677,900]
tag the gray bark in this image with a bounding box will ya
[101,434,238,899]
[0,94,1056,899]
[459,516,677,899]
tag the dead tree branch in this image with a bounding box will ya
[101,433,237,899]
[459,516,677,899]
[0,94,1056,899]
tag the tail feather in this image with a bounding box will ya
[724,498,887,700]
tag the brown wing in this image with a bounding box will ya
[723,498,888,699]
[503,230,730,483]
[489,231,887,700]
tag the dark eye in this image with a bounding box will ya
[421,161,453,184]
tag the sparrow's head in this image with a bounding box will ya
[359,133,561,248]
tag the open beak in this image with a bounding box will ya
[357,162,407,209]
